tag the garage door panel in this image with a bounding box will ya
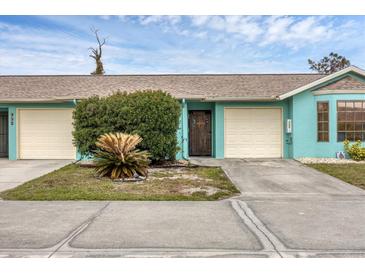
[23,125,71,130]
[224,108,282,158]
[226,138,281,145]
[18,109,76,159]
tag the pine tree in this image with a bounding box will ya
[308,52,350,74]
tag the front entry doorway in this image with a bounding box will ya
[188,110,212,156]
[0,111,8,158]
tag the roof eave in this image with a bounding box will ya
[203,96,278,102]
[174,95,206,100]
[0,98,76,103]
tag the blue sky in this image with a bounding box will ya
[0,15,364,74]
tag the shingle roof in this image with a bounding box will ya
[0,74,325,102]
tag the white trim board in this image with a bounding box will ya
[313,89,365,96]
[278,65,365,100]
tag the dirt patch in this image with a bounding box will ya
[180,186,221,195]
[147,168,204,181]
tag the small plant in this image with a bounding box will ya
[344,139,365,161]
[94,132,150,179]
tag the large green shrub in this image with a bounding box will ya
[344,140,365,161]
[73,90,181,162]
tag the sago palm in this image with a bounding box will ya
[94,132,150,179]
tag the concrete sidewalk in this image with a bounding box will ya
[0,200,270,258]
[1,159,365,257]
[1,198,365,258]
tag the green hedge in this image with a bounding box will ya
[73,90,181,162]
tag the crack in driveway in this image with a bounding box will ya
[231,200,286,257]
[48,202,110,258]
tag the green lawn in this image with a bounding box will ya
[306,163,365,190]
[0,164,240,201]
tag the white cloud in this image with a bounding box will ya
[260,16,335,49]
[138,16,181,26]
[189,16,354,50]
[194,32,207,39]
[99,15,111,21]
[0,22,22,32]
[0,47,90,75]
[190,16,263,42]
[190,16,212,27]
[224,16,263,42]
[135,15,344,47]
[117,16,128,22]
[261,16,294,45]
[0,22,95,74]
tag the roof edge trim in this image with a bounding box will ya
[0,98,75,103]
[203,96,277,102]
[278,66,365,100]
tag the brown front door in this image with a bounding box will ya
[0,112,8,157]
[189,110,212,156]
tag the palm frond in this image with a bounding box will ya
[94,132,150,179]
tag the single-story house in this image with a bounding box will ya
[0,65,365,161]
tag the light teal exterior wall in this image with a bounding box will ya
[176,99,291,159]
[0,102,76,160]
[291,72,365,158]
[292,91,365,158]
[287,97,294,157]
[176,99,188,160]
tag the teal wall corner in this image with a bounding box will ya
[8,107,17,160]
[292,90,365,158]
[213,103,224,158]
[284,97,294,159]
[76,151,82,161]
[176,99,189,160]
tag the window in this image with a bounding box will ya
[337,100,365,142]
[317,102,329,142]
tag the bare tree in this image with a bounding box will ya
[308,52,350,74]
[89,27,106,75]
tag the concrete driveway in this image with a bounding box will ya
[0,159,365,258]
[191,158,365,197]
[0,159,72,191]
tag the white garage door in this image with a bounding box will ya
[224,108,282,158]
[18,109,76,159]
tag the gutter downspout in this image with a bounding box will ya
[71,99,82,162]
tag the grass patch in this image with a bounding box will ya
[0,164,240,201]
[307,163,365,190]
